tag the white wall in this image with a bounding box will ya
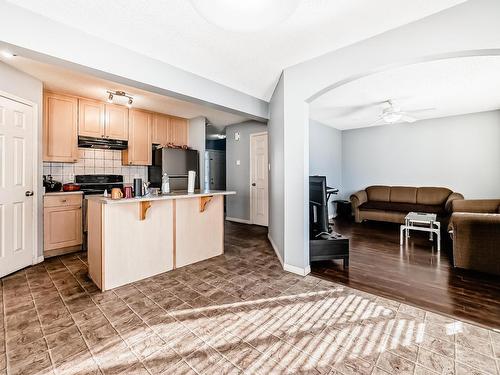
[225,121,267,222]
[268,74,285,263]
[309,120,342,216]
[188,116,206,188]
[0,61,44,258]
[342,110,500,199]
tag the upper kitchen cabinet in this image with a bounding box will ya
[122,109,152,166]
[43,92,78,163]
[170,117,188,146]
[78,100,128,140]
[105,103,129,140]
[152,113,170,145]
[78,98,105,138]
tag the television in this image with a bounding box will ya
[309,176,330,236]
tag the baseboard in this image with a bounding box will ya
[267,234,284,266]
[33,256,44,264]
[225,216,252,225]
[284,263,311,276]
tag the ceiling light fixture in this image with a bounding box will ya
[106,90,133,107]
[1,51,16,58]
[190,0,300,32]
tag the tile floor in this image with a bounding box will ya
[1,223,499,375]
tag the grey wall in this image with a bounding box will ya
[342,110,500,199]
[309,120,342,217]
[188,116,206,188]
[0,62,43,258]
[268,74,285,263]
[225,121,267,222]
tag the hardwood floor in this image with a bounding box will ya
[310,219,500,330]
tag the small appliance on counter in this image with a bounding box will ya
[133,178,143,197]
[43,175,62,192]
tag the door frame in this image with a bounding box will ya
[0,89,40,265]
[249,131,268,226]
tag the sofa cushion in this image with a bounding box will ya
[390,187,417,203]
[366,186,390,202]
[359,201,447,215]
[416,187,452,205]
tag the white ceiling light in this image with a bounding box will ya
[190,0,300,32]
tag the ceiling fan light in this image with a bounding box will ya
[383,112,402,123]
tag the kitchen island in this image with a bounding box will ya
[86,190,235,291]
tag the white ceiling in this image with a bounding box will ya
[0,55,250,127]
[310,55,500,130]
[5,0,465,101]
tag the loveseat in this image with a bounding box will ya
[350,185,463,224]
[449,199,500,275]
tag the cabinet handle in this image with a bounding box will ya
[61,199,67,203]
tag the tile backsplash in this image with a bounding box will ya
[43,149,148,184]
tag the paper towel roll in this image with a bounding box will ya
[188,170,196,193]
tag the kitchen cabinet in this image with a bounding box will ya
[43,92,78,162]
[152,113,170,145]
[78,98,105,138]
[122,109,152,165]
[170,116,188,146]
[43,193,83,257]
[105,103,129,140]
[78,100,128,140]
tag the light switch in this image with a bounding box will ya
[236,160,241,166]
[235,132,240,141]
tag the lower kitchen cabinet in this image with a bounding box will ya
[43,194,83,257]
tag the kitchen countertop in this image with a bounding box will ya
[44,191,84,196]
[85,190,235,204]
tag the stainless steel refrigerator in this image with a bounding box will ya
[148,148,199,190]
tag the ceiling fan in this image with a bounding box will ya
[369,100,434,126]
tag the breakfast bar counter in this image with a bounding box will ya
[86,190,235,291]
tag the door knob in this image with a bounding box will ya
[25,191,34,196]
[251,183,256,186]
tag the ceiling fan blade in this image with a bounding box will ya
[405,107,436,113]
[366,116,385,127]
[401,114,418,123]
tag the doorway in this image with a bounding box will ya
[0,93,37,277]
[250,132,269,226]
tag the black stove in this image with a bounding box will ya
[75,174,124,195]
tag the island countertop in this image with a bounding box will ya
[86,190,235,204]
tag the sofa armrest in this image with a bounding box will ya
[445,192,464,212]
[350,190,367,223]
[350,190,367,208]
[451,199,500,214]
[449,212,500,275]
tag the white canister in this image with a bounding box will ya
[187,170,196,193]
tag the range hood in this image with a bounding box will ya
[78,136,128,150]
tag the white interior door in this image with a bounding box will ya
[0,94,35,277]
[250,132,269,226]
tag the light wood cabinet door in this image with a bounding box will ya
[152,113,170,145]
[105,104,129,140]
[44,205,82,251]
[78,98,105,138]
[170,117,188,146]
[122,109,152,165]
[43,93,78,162]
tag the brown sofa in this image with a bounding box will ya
[449,199,500,276]
[350,185,463,224]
